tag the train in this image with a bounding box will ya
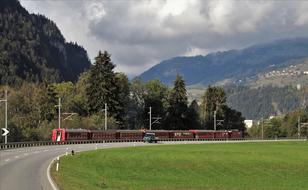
[51,128,243,142]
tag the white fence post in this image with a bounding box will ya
[56,156,60,172]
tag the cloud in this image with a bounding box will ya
[20,0,308,76]
[294,1,308,26]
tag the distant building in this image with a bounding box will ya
[244,120,254,128]
[269,115,275,120]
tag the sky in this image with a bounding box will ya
[20,0,308,77]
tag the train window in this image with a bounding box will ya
[56,131,61,142]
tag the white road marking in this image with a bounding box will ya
[5,159,10,162]
[24,153,28,156]
[14,156,19,159]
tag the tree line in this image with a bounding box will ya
[248,108,308,138]
[0,51,245,142]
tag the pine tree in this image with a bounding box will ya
[86,51,122,125]
[186,100,201,129]
[164,74,188,130]
[114,73,130,127]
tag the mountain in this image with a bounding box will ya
[0,0,91,85]
[139,38,308,86]
[225,85,306,120]
[247,59,308,88]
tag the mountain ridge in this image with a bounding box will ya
[139,37,308,86]
[0,0,91,85]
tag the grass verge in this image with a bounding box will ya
[51,142,308,190]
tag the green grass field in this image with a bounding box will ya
[51,142,308,190]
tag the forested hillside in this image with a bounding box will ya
[0,0,91,85]
[226,85,308,120]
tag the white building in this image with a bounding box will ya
[244,120,254,129]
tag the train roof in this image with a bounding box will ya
[189,129,241,132]
[64,129,90,132]
[116,130,144,132]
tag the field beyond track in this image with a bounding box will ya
[51,142,308,190]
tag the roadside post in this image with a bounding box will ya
[56,156,60,172]
[0,89,8,144]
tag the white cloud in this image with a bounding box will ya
[294,2,308,26]
[20,0,308,76]
[85,1,106,22]
[183,47,209,57]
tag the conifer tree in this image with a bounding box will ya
[86,51,123,125]
[164,74,188,130]
[114,73,130,126]
[186,100,201,129]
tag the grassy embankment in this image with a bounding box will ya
[51,142,308,190]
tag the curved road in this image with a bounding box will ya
[0,142,154,190]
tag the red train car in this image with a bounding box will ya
[52,128,243,142]
[52,129,89,142]
[229,130,243,139]
[214,130,229,138]
[91,130,117,140]
[189,130,215,139]
[52,128,66,142]
[145,130,170,139]
[64,129,89,141]
[189,130,242,139]
[169,130,194,139]
[117,130,144,140]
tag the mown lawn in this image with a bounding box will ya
[51,142,308,190]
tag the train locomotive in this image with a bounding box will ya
[52,128,243,142]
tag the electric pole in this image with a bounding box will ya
[214,110,217,131]
[0,90,8,144]
[149,107,152,130]
[298,116,301,139]
[55,98,61,129]
[104,103,107,130]
[101,103,108,130]
[4,90,7,144]
[261,117,264,140]
[148,106,161,130]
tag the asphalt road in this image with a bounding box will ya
[0,142,155,190]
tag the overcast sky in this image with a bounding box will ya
[20,0,308,77]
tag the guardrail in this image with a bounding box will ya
[0,139,144,150]
[0,137,306,150]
